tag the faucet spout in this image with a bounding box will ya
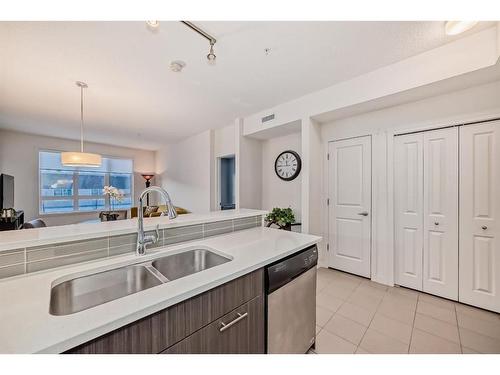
[136,186,177,256]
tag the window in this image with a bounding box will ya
[39,151,134,214]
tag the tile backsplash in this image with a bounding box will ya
[0,215,262,280]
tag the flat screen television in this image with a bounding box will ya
[0,174,14,210]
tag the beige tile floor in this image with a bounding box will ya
[311,267,500,354]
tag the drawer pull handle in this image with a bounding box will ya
[434,222,439,226]
[482,226,488,230]
[219,312,248,332]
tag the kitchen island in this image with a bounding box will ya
[0,211,321,353]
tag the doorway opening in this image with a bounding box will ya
[218,155,235,210]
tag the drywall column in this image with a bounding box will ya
[371,131,394,286]
[301,118,326,265]
[234,118,241,209]
[301,119,310,234]
[235,118,263,210]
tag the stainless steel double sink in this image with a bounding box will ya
[49,248,232,316]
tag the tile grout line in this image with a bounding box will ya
[411,305,466,351]
[26,247,109,266]
[351,280,379,353]
[416,295,463,351]
[318,268,500,354]
[454,302,464,353]
[407,292,420,353]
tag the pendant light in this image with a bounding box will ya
[61,81,102,168]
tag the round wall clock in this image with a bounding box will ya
[274,150,302,181]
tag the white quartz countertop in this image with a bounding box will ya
[0,226,321,353]
[0,209,267,252]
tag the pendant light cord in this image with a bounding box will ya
[80,84,84,153]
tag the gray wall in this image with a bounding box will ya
[0,129,156,226]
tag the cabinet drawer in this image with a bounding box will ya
[162,295,264,354]
[67,268,263,354]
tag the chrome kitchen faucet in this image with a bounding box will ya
[136,186,177,256]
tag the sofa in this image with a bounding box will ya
[130,205,190,218]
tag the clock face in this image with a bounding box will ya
[275,150,302,181]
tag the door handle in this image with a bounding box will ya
[219,312,248,332]
[358,212,369,216]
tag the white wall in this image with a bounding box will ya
[236,120,263,210]
[213,124,236,210]
[214,124,235,158]
[320,79,500,284]
[301,119,324,259]
[0,129,156,226]
[243,27,500,136]
[155,130,213,213]
[261,132,302,221]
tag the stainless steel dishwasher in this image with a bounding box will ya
[266,245,318,354]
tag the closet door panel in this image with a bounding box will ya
[395,134,423,290]
[460,121,500,312]
[423,128,458,300]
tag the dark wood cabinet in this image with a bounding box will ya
[162,295,264,354]
[67,268,264,354]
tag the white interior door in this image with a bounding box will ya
[460,120,500,312]
[395,134,424,290]
[328,136,371,278]
[423,128,458,300]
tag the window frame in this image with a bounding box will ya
[38,150,135,215]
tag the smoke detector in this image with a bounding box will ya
[170,60,186,72]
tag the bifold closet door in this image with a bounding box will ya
[422,128,458,300]
[395,133,424,290]
[395,128,458,298]
[459,120,500,312]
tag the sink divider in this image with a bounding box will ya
[144,264,170,283]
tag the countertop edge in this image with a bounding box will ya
[38,236,320,354]
[0,209,267,252]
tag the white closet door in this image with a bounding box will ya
[328,136,372,278]
[395,133,423,290]
[460,121,500,312]
[423,128,458,300]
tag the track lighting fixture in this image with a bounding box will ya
[145,21,218,65]
[181,21,217,65]
[207,42,216,65]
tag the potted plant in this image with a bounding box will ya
[265,207,295,231]
[102,185,124,221]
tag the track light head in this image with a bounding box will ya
[207,42,216,65]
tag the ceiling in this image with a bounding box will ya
[0,21,495,150]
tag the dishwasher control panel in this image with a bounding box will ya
[265,245,318,294]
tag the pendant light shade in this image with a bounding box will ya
[61,152,102,167]
[61,81,102,168]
